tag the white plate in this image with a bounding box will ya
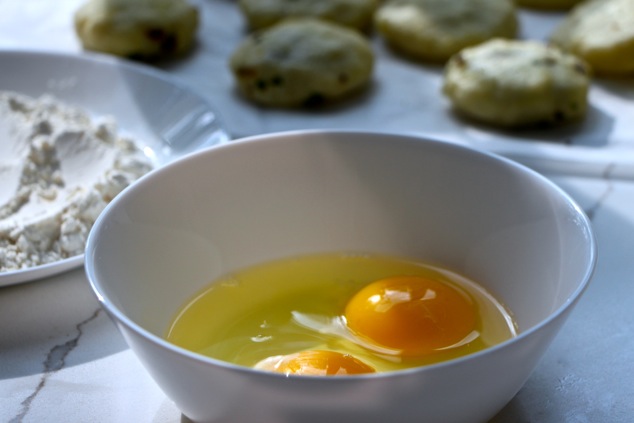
[0,50,230,286]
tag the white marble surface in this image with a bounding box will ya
[1,1,634,422]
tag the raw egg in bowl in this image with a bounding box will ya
[85,130,595,423]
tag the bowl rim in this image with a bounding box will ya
[84,129,597,380]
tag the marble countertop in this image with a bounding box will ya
[1,1,633,422]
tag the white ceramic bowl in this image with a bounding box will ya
[85,130,596,423]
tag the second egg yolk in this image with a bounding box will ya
[254,350,375,376]
[344,276,478,356]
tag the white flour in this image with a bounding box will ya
[0,91,154,272]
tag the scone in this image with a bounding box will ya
[229,19,374,107]
[238,0,378,31]
[74,0,199,59]
[550,0,634,75]
[516,0,582,10]
[375,0,518,62]
[442,39,591,128]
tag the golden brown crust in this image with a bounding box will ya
[237,0,379,31]
[550,0,634,75]
[442,39,591,128]
[375,0,518,62]
[230,19,374,107]
[74,0,199,59]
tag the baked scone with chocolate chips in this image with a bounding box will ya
[74,0,199,59]
[230,18,374,107]
[375,0,518,62]
[550,0,634,75]
[442,39,591,128]
[238,0,378,31]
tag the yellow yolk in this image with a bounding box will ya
[254,350,375,376]
[344,276,478,356]
[166,253,517,373]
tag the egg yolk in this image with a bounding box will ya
[344,276,478,356]
[254,350,375,376]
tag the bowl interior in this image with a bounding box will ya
[86,131,595,348]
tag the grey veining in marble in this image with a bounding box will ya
[1,1,634,422]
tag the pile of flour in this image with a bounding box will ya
[0,91,154,272]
